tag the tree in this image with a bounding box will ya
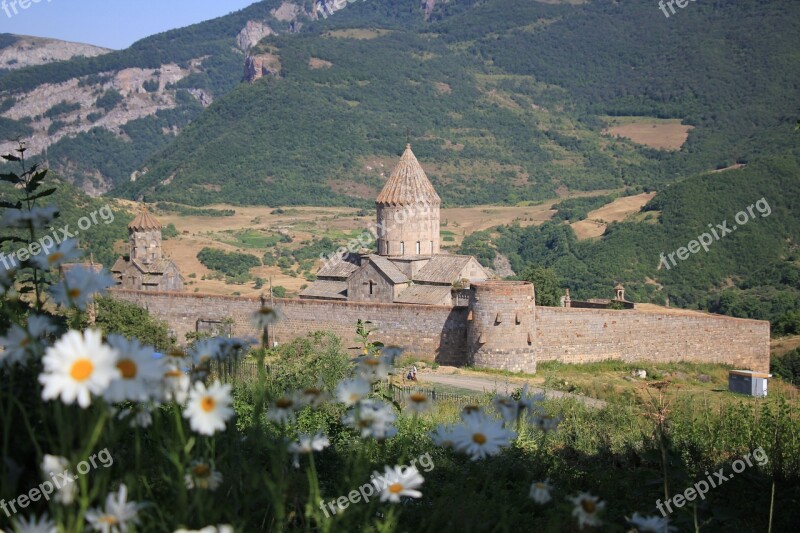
[520,265,562,307]
[93,296,175,350]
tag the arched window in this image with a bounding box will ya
[416,241,421,254]
[400,241,405,255]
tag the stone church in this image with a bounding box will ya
[111,208,184,292]
[300,144,490,306]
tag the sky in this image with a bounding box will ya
[0,0,259,49]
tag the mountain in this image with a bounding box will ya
[0,1,315,194]
[0,34,110,71]
[118,0,800,207]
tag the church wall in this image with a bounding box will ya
[347,263,398,303]
[376,204,440,256]
[111,290,468,364]
[110,290,770,373]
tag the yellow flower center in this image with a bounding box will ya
[535,483,547,490]
[463,405,480,414]
[20,337,30,347]
[357,419,372,428]
[363,358,380,366]
[472,433,487,445]
[70,359,94,381]
[67,288,81,299]
[192,464,211,477]
[276,398,293,409]
[97,515,119,525]
[410,393,427,403]
[48,252,65,265]
[388,483,404,494]
[164,370,183,378]
[304,387,321,396]
[168,347,186,358]
[201,396,216,412]
[348,393,360,403]
[117,359,137,379]
[581,499,597,514]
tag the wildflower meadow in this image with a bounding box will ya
[1,146,799,532]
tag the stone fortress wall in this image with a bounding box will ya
[112,286,770,373]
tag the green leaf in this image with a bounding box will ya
[2,154,20,162]
[28,187,56,201]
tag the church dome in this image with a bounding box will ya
[376,144,441,207]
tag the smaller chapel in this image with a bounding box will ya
[111,208,184,292]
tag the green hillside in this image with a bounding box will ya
[464,155,800,332]
[119,0,800,206]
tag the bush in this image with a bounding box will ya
[197,247,261,278]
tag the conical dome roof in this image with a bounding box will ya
[128,207,162,231]
[376,144,441,206]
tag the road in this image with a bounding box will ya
[417,372,607,409]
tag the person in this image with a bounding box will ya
[411,365,418,381]
[406,370,413,381]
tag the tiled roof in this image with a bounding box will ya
[111,257,128,273]
[375,144,441,207]
[317,257,360,279]
[299,280,348,300]
[131,258,176,275]
[128,208,162,231]
[413,254,474,284]
[394,284,453,305]
[369,255,409,284]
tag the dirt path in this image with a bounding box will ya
[418,372,607,409]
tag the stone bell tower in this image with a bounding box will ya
[128,207,162,265]
[375,144,441,257]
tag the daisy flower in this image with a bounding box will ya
[40,455,77,505]
[11,513,56,533]
[529,479,553,505]
[32,239,81,271]
[162,365,191,405]
[266,394,298,425]
[184,461,223,491]
[342,399,397,440]
[517,384,546,414]
[104,335,163,403]
[569,492,605,530]
[288,432,330,468]
[0,315,55,367]
[297,384,328,408]
[492,394,520,424]
[379,345,404,365]
[39,329,120,408]
[188,338,225,366]
[2,205,58,228]
[85,484,143,533]
[371,465,425,503]
[405,391,432,414]
[627,513,677,532]
[335,377,371,406]
[355,355,391,382]
[449,411,516,460]
[49,266,114,310]
[116,405,154,429]
[429,425,456,448]
[183,380,234,436]
[531,414,561,433]
[253,305,283,330]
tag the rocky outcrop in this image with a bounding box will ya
[244,54,281,83]
[0,35,110,71]
[423,0,437,20]
[236,21,275,52]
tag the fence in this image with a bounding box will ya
[375,382,481,407]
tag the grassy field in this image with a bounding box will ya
[113,193,628,297]
[602,116,693,151]
[570,192,656,239]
